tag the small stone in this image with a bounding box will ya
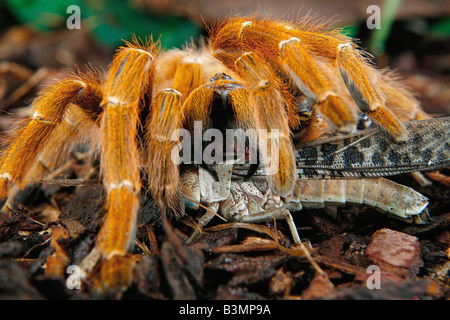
[365,228,423,279]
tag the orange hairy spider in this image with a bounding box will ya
[0,15,427,290]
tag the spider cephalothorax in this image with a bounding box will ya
[0,15,427,290]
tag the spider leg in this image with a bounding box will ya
[378,71,429,121]
[6,111,97,211]
[277,37,356,133]
[0,74,102,207]
[172,58,203,100]
[95,43,155,289]
[146,57,203,216]
[183,86,216,128]
[281,26,408,139]
[146,88,184,216]
[210,18,408,140]
[234,52,296,198]
[333,43,406,139]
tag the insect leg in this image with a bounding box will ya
[186,202,219,244]
[238,207,301,244]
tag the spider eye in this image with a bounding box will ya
[357,112,372,130]
[294,95,314,120]
[209,73,232,82]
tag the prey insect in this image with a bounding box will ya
[181,117,450,244]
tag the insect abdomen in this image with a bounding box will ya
[287,178,429,221]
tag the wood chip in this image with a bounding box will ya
[365,228,423,279]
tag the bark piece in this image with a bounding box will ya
[365,228,423,279]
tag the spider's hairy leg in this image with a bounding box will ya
[96,44,155,289]
[234,52,296,197]
[146,88,184,216]
[146,54,203,217]
[0,75,102,208]
[183,86,216,128]
[210,18,354,133]
[333,43,405,139]
[172,57,203,100]
[210,17,407,140]
[281,23,407,138]
[378,71,429,122]
[278,37,355,133]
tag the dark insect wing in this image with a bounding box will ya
[295,117,450,179]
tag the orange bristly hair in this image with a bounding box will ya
[210,16,406,139]
[97,42,156,259]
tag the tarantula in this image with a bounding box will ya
[0,15,427,290]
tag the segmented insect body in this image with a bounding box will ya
[182,117,450,243]
[182,167,430,243]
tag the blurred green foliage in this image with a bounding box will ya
[3,0,449,53]
[428,18,450,39]
[4,0,202,49]
[338,0,450,57]
[339,24,359,38]
[368,0,403,56]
